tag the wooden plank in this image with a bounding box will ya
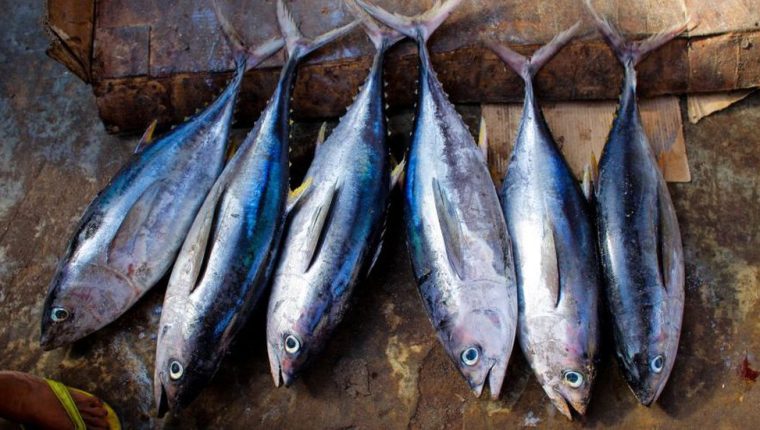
[482,97,690,186]
[46,0,760,133]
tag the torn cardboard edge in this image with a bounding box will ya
[482,97,690,185]
[687,90,756,123]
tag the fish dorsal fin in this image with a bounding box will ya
[390,156,406,190]
[432,177,465,280]
[287,176,314,214]
[300,181,340,273]
[478,115,488,162]
[315,122,327,148]
[540,215,561,307]
[107,179,166,263]
[134,119,158,154]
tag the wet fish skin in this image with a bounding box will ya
[488,24,600,419]
[39,57,247,351]
[154,1,360,414]
[587,2,686,406]
[358,0,518,399]
[266,4,402,387]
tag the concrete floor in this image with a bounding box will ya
[2,1,760,429]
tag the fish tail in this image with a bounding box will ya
[584,0,691,67]
[486,22,580,83]
[355,0,463,44]
[345,0,403,51]
[212,0,285,71]
[277,0,360,61]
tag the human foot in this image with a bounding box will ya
[0,371,110,429]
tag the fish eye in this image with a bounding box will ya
[169,360,184,380]
[284,334,301,354]
[650,355,664,373]
[50,307,70,323]
[563,370,584,388]
[460,347,480,366]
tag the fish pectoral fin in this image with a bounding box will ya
[107,179,167,263]
[655,186,682,292]
[134,119,158,154]
[172,180,228,295]
[390,156,406,190]
[540,215,561,307]
[432,178,466,280]
[189,187,229,295]
[300,181,340,272]
[287,176,314,214]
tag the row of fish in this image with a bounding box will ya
[39,0,685,419]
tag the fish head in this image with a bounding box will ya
[154,317,212,417]
[526,315,599,419]
[266,284,327,388]
[620,343,677,406]
[617,301,682,406]
[537,357,596,419]
[40,263,137,350]
[442,305,512,400]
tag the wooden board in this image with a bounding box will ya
[45,0,760,134]
[482,97,690,185]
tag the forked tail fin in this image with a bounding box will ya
[345,0,403,51]
[277,0,360,61]
[486,22,581,83]
[212,0,284,71]
[355,0,463,44]
[584,0,691,68]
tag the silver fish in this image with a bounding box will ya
[358,0,518,399]
[586,1,687,406]
[38,17,283,350]
[488,24,601,419]
[154,0,359,414]
[266,0,403,388]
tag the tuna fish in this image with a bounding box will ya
[38,12,283,350]
[487,24,601,419]
[358,0,518,399]
[266,0,403,387]
[153,0,358,414]
[585,1,687,406]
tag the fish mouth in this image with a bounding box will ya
[632,385,659,407]
[155,379,170,418]
[470,361,505,400]
[546,387,590,420]
[268,346,295,388]
[547,390,574,420]
[39,331,59,351]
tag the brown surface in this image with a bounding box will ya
[482,97,691,185]
[4,1,760,429]
[44,0,760,133]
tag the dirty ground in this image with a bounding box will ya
[1,1,759,429]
